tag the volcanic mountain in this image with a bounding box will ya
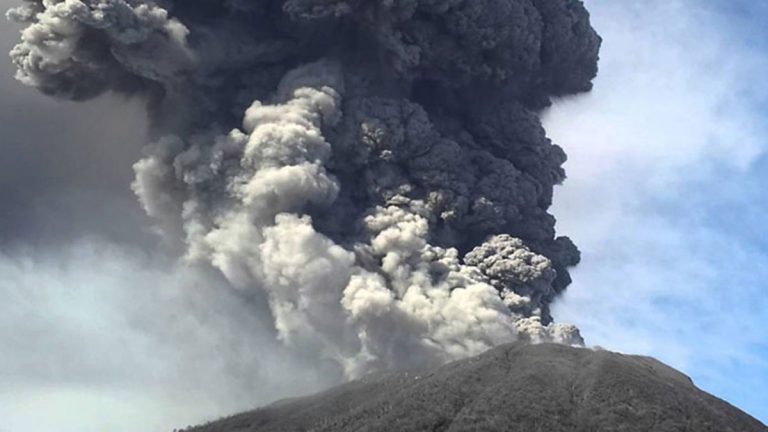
[182,343,767,432]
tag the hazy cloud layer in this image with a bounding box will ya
[0,242,336,432]
[0,10,151,248]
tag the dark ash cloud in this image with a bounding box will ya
[7,0,601,377]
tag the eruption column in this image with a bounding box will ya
[8,0,601,377]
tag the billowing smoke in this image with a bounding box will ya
[8,0,600,377]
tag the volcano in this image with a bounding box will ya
[182,343,767,432]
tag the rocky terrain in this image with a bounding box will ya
[183,343,767,432]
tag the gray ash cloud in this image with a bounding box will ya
[8,0,600,377]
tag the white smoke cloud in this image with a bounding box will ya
[132,60,582,379]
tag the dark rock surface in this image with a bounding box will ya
[184,343,767,432]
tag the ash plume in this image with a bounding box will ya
[7,0,600,377]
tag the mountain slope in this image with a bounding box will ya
[185,343,767,432]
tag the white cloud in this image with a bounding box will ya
[0,241,336,432]
[547,0,768,422]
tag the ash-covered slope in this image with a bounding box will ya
[185,343,767,432]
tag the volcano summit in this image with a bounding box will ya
[183,343,768,432]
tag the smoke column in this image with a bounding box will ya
[8,0,600,378]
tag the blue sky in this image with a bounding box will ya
[549,0,768,423]
[0,1,766,431]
